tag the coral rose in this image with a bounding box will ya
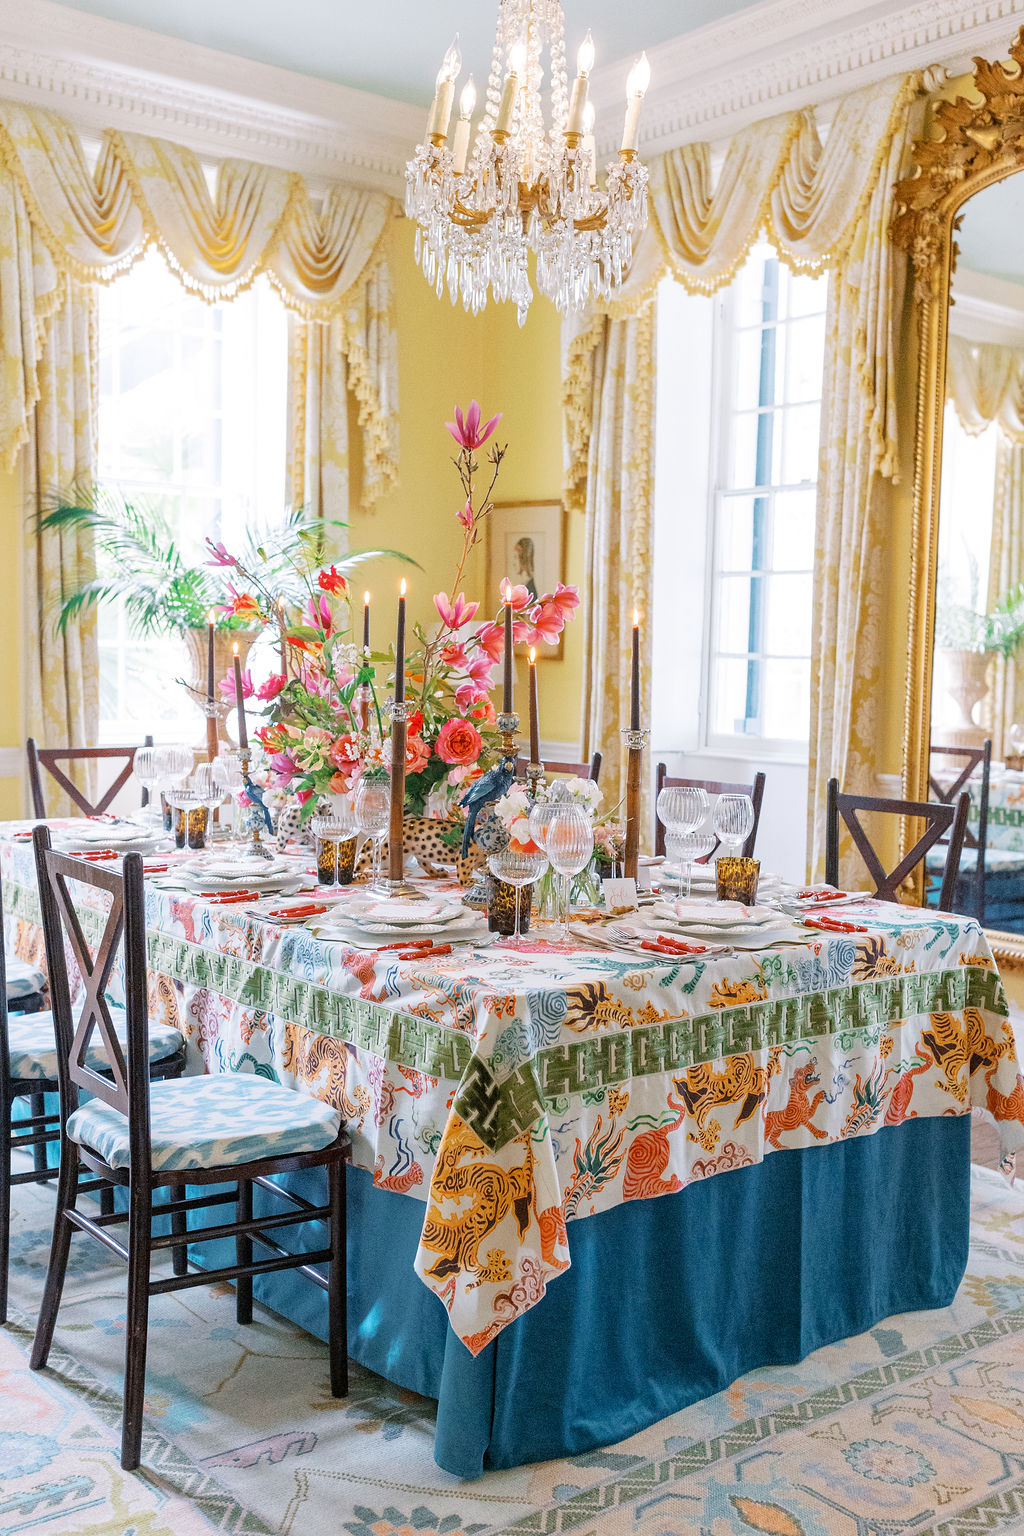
[436,716,483,766]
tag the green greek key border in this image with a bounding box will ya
[4,875,1009,1154]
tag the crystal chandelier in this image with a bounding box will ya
[405,0,651,325]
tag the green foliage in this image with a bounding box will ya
[34,488,415,638]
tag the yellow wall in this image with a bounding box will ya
[352,228,581,750]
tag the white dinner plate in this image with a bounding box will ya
[309,914,494,949]
[357,898,459,926]
[654,900,781,929]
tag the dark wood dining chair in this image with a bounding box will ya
[29,826,351,1470]
[825,777,970,912]
[0,878,186,1324]
[653,764,766,859]
[517,751,602,782]
[26,735,154,819]
[927,741,991,923]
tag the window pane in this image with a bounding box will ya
[715,574,761,654]
[717,497,755,572]
[764,574,813,656]
[783,317,826,404]
[763,658,811,740]
[711,657,761,736]
[771,490,816,571]
[780,403,822,484]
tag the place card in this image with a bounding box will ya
[603,876,639,913]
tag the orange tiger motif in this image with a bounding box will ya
[673,1047,783,1152]
[763,1061,827,1149]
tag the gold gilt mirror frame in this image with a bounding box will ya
[893,29,1024,968]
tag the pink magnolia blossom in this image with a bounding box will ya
[446,400,502,451]
[502,582,533,612]
[512,619,532,646]
[267,751,297,785]
[205,538,236,567]
[256,673,287,702]
[455,680,489,711]
[434,591,480,630]
[465,652,496,689]
[219,667,253,701]
[306,594,334,636]
[457,498,473,530]
[441,642,470,671]
[475,621,504,663]
[550,582,580,620]
[526,602,565,647]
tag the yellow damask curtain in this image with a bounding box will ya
[564,72,922,878]
[985,437,1024,758]
[569,305,656,809]
[948,334,1024,442]
[0,103,399,499]
[0,100,399,766]
[23,278,99,811]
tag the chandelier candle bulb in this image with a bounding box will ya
[630,610,640,731]
[454,76,476,173]
[620,51,651,152]
[395,579,407,704]
[427,36,461,139]
[503,580,514,714]
[566,30,593,136]
[496,42,525,136]
[582,101,597,186]
[528,647,541,766]
[232,641,248,751]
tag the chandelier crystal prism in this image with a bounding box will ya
[405,0,650,325]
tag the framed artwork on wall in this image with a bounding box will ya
[486,499,566,659]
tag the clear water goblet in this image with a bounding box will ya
[712,793,755,858]
[131,746,162,823]
[354,776,390,887]
[667,829,718,899]
[544,802,595,945]
[487,844,548,949]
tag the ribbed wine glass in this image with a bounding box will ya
[544,802,594,945]
[487,843,548,948]
[354,777,390,886]
[667,830,717,899]
[132,746,161,821]
[712,793,755,857]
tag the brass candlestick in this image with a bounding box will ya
[497,711,521,763]
[622,726,649,881]
[525,761,544,800]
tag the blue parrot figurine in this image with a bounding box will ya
[458,753,517,857]
[242,775,276,838]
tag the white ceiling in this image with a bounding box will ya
[43,0,762,104]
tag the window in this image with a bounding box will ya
[97,251,288,743]
[707,245,826,750]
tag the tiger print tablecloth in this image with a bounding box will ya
[3,822,1022,1355]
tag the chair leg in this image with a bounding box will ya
[99,1184,115,1217]
[0,1106,11,1325]
[30,1093,47,1174]
[169,1185,187,1277]
[235,1179,252,1325]
[30,1140,80,1369]
[121,1183,153,1471]
[327,1158,348,1398]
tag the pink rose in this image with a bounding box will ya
[436,717,483,765]
[257,673,287,701]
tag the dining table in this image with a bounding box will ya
[3,816,1023,1479]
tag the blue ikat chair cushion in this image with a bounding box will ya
[7,1007,184,1083]
[925,846,1024,874]
[6,958,47,1000]
[67,1076,342,1172]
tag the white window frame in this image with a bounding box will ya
[700,248,824,763]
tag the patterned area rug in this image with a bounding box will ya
[3,1163,1024,1536]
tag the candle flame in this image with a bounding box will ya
[503,577,511,601]
[207,609,215,625]
[232,641,239,656]
[399,578,407,597]
[529,646,536,664]
[364,590,370,605]
[633,608,639,627]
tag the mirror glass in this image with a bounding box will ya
[933,174,1024,932]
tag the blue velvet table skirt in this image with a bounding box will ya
[184,1114,971,1479]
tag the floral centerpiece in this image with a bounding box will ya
[205,403,581,851]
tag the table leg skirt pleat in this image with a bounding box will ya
[181,1114,971,1479]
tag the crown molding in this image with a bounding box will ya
[4,0,1024,191]
[590,0,1024,154]
[0,0,421,192]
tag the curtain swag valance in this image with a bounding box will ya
[948,333,1024,443]
[0,101,399,502]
